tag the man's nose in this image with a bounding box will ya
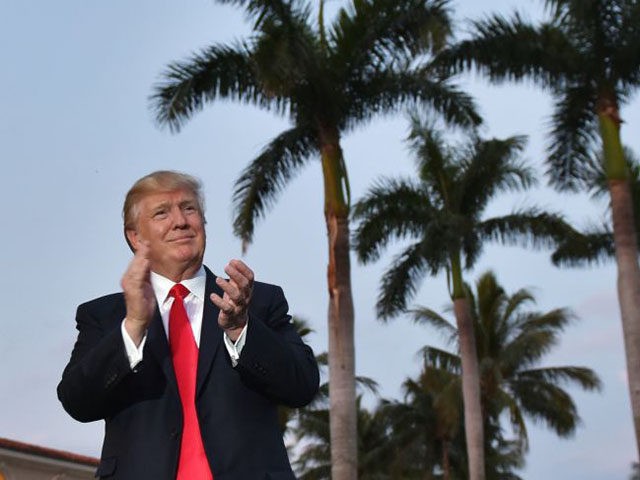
[171,207,188,226]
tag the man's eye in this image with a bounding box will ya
[153,210,167,218]
[184,205,197,212]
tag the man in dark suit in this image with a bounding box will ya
[58,171,319,479]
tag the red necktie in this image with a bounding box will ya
[169,284,213,480]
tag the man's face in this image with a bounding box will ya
[126,189,206,278]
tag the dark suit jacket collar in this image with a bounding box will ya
[197,266,224,396]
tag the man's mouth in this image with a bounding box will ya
[170,236,195,243]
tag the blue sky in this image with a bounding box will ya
[1,1,637,478]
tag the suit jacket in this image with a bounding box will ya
[57,266,319,480]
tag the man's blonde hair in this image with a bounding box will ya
[123,170,205,249]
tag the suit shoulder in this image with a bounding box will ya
[77,292,125,315]
[252,280,283,296]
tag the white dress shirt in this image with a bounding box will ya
[121,266,248,368]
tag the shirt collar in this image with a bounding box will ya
[150,265,206,305]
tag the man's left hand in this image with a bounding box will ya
[211,259,254,342]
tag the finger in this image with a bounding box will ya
[210,293,235,314]
[216,278,249,309]
[216,276,241,300]
[224,263,250,291]
[228,259,254,284]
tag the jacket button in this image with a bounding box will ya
[170,427,178,438]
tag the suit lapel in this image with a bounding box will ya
[145,306,179,395]
[196,266,223,397]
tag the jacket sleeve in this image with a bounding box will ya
[235,284,319,408]
[57,298,133,422]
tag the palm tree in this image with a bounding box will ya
[415,271,601,453]
[352,121,570,479]
[289,359,399,479]
[292,396,407,480]
[436,0,640,457]
[385,351,467,479]
[150,1,480,477]
[388,350,525,479]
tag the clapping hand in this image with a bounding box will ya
[211,259,254,342]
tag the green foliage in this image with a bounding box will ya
[352,121,571,318]
[151,0,481,246]
[552,147,640,267]
[414,270,601,446]
[436,0,640,190]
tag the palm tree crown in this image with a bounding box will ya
[353,121,567,318]
[415,271,601,444]
[437,0,640,190]
[151,0,480,245]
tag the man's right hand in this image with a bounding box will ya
[121,241,156,346]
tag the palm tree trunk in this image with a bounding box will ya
[599,99,640,460]
[451,253,485,480]
[442,439,451,480]
[320,129,358,480]
[609,178,640,459]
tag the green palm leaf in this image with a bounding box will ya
[232,126,317,248]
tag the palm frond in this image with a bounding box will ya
[151,43,273,132]
[509,365,601,437]
[352,177,432,263]
[498,388,529,449]
[410,305,457,345]
[329,0,452,77]
[411,76,482,129]
[614,2,640,88]
[342,70,481,133]
[510,379,579,436]
[458,135,532,216]
[233,126,317,249]
[551,224,615,267]
[419,345,462,373]
[516,366,601,392]
[546,84,599,190]
[376,242,431,319]
[214,0,307,30]
[501,289,535,327]
[519,307,575,332]
[501,329,558,373]
[479,209,573,249]
[436,12,574,85]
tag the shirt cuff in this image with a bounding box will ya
[121,319,147,369]
[223,322,248,367]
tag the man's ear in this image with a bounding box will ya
[125,229,138,252]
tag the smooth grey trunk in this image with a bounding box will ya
[453,298,486,480]
[326,214,358,480]
[609,179,640,461]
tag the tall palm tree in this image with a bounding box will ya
[436,0,640,457]
[352,122,570,479]
[151,1,480,477]
[414,271,601,454]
